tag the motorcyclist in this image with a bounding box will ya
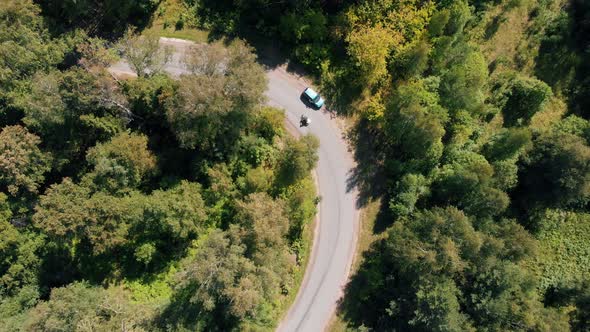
[300,115,310,127]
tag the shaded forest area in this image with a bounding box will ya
[0,1,319,331]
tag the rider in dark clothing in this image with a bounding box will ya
[300,115,310,127]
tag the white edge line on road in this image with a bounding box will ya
[276,111,323,331]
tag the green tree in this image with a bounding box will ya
[0,125,50,196]
[244,167,273,194]
[547,282,590,332]
[0,193,43,297]
[444,0,472,36]
[483,127,532,161]
[119,29,172,77]
[13,71,68,133]
[145,181,207,240]
[384,78,448,173]
[0,222,42,298]
[224,40,268,111]
[389,173,430,218]
[11,68,127,167]
[167,40,267,150]
[168,73,232,150]
[465,260,568,331]
[0,285,40,330]
[172,222,292,330]
[572,284,590,332]
[237,135,277,167]
[279,9,329,71]
[175,229,261,322]
[410,279,471,332]
[124,74,175,121]
[491,159,520,191]
[428,9,451,37]
[277,135,319,187]
[251,106,285,142]
[130,181,208,267]
[501,75,553,127]
[439,49,488,114]
[521,131,590,207]
[236,193,289,258]
[0,0,65,93]
[234,193,294,303]
[283,177,317,242]
[391,39,431,80]
[432,152,509,217]
[25,282,155,331]
[16,68,128,132]
[84,132,157,193]
[346,23,397,85]
[341,206,566,330]
[32,178,90,245]
[33,179,137,255]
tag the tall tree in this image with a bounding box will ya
[276,135,319,187]
[521,131,590,207]
[0,126,50,196]
[174,229,261,323]
[439,49,488,114]
[236,193,289,259]
[346,23,397,85]
[25,282,155,331]
[0,0,65,91]
[33,179,138,255]
[167,40,267,150]
[0,193,43,297]
[84,132,157,193]
[342,207,567,330]
[118,29,172,77]
[11,67,127,168]
[501,75,553,127]
[384,78,448,173]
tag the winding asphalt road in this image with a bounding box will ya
[111,38,359,332]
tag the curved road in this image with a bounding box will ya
[111,38,359,332]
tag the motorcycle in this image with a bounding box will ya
[300,115,311,127]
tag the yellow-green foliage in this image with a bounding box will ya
[528,210,590,290]
[346,24,398,85]
[125,265,177,304]
[344,0,434,86]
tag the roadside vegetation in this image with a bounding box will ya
[0,1,318,330]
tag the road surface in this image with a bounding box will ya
[110,38,359,332]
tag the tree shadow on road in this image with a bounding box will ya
[207,25,310,79]
[346,119,388,210]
